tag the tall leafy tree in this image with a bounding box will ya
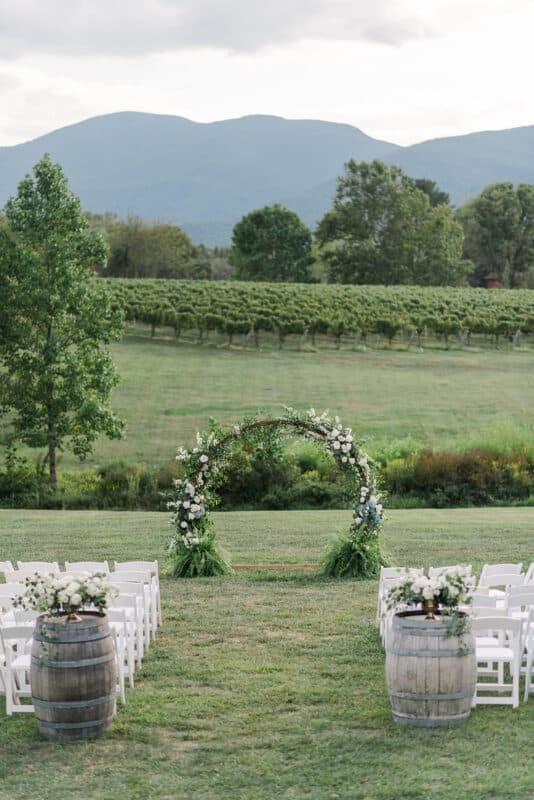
[0,155,124,490]
[414,178,450,208]
[457,182,534,287]
[230,204,314,282]
[316,159,469,285]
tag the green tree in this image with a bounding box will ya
[456,182,534,287]
[230,204,314,282]
[414,178,450,207]
[316,159,469,285]
[0,155,124,490]
[104,215,205,279]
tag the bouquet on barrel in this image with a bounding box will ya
[386,566,476,619]
[15,572,117,621]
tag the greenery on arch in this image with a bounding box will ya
[168,408,384,578]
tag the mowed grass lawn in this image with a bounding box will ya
[0,507,532,800]
[45,330,534,469]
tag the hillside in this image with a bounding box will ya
[2,112,534,244]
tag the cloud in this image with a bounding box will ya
[0,0,525,57]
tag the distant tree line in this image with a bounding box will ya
[37,159,534,289]
[85,212,233,281]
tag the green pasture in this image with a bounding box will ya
[0,507,532,800]
[53,328,534,470]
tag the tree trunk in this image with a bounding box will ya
[48,442,57,492]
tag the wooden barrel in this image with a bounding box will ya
[385,611,475,727]
[31,612,116,740]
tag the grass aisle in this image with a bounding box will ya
[0,508,532,800]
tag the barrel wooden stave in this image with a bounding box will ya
[385,611,475,727]
[31,612,116,740]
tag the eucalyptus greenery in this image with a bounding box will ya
[168,407,384,578]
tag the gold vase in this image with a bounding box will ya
[422,598,438,619]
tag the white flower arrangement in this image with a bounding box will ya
[14,571,118,618]
[386,567,476,613]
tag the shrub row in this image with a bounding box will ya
[0,446,531,511]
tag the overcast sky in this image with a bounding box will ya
[1,0,533,147]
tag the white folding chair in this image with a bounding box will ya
[505,586,534,623]
[480,563,523,580]
[11,609,40,625]
[110,592,145,666]
[0,625,34,714]
[108,608,135,690]
[5,567,58,583]
[428,564,472,578]
[522,607,534,702]
[16,561,60,573]
[524,563,534,585]
[112,572,154,643]
[0,583,26,608]
[64,561,110,574]
[0,561,14,579]
[109,626,126,705]
[378,568,423,646]
[471,616,522,708]
[114,560,161,626]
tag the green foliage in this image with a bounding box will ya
[0,155,125,489]
[231,204,314,282]
[414,178,450,207]
[316,159,470,286]
[322,531,384,578]
[384,448,534,506]
[170,527,231,578]
[103,278,534,351]
[102,214,206,279]
[457,182,534,287]
[0,443,51,508]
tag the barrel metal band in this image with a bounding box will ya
[34,630,110,644]
[31,653,115,669]
[389,648,473,657]
[389,689,473,701]
[33,693,115,709]
[392,627,456,638]
[37,715,114,730]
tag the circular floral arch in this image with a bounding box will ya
[168,408,384,578]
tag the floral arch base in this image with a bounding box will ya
[168,408,384,578]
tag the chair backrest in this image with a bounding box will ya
[471,607,508,618]
[0,583,26,598]
[478,573,525,589]
[111,570,151,584]
[471,614,523,646]
[429,565,472,578]
[64,561,110,574]
[505,586,534,611]
[16,561,60,573]
[471,593,500,609]
[12,608,40,624]
[480,563,523,579]
[524,562,534,585]
[0,625,34,650]
[4,567,57,582]
[0,560,14,578]
[114,561,158,578]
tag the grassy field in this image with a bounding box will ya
[0,507,532,800]
[22,327,532,472]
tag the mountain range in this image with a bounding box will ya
[1,111,534,246]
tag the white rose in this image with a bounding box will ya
[199,454,208,463]
[70,593,82,607]
[180,521,188,529]
[341,456,347,463]
[58,590,69,604]
[183,500,191,509]
[333,441,341,450]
